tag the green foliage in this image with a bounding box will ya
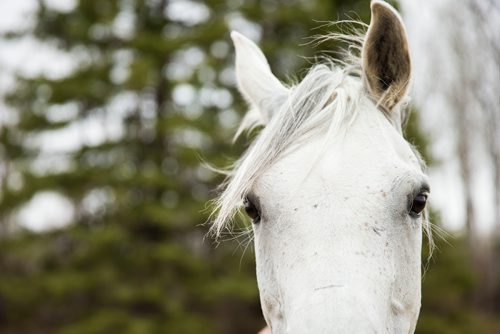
[404,108,433,164]
[417,234,500,333]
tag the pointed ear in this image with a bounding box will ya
[231,31,288,124]
[362,1,411,111]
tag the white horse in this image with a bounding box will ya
[212,1,432,332]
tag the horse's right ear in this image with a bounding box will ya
[362,0,411,112]
[231,31,288,124]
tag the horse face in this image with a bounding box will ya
[216,1,429,332]
[250,99,427,332]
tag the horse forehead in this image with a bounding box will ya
[257,113,418,195]
[258,149,391,202]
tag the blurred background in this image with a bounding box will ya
[0,0,498,333]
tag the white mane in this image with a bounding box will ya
[210,33,366,237]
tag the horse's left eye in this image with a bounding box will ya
[243,196,261,224]
[410,192,428,217]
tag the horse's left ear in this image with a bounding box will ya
[362,0,411,112]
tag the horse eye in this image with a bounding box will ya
[243,196,261,224]
[410,193,428,217]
